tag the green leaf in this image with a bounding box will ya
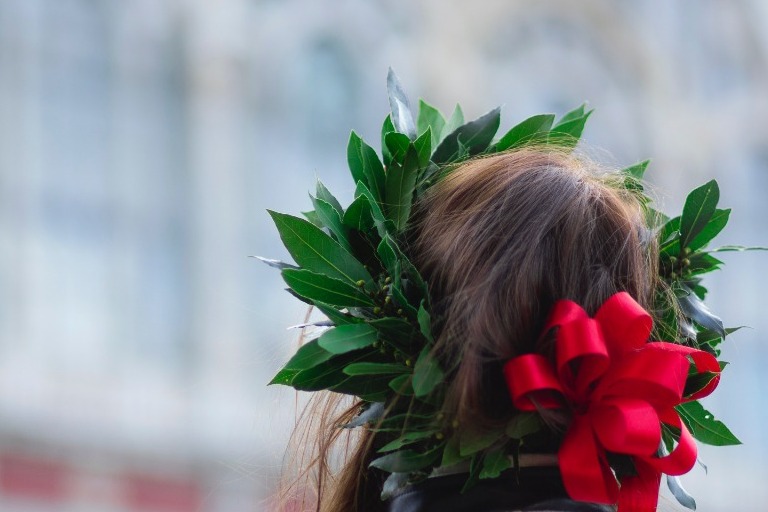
[554,104,586,126]
[387,68,417,139]
[622,160,650,181]
[268,339,333,385]
[377,235,399,277]
[459,424,504,457]
[412,347,444,398]
[506,412,542,439]
[687,253,724,275]
[441,435,463,467]
[417,99,446,147]
[374,412,436,432]
[369,317,424,350]
[291,357,356,392]
[621,160,650,193]
[376,235,427,305]
[309,195,351,251]
[348,131,386,201]
[384,131,411,164]
[280,339,333,371]
[680,180,720,250]
[342,194,375,233]
[442,104,464,140]
[433,108,502,164]
[385,144,420,231]
[378,430,437,453]
[381,114,396,166]
[495,114,555,151]
[659,216,681,244]
[548,109,593,148]
[315,180,344,215]
[332,374,392,399]
[687,208,730,251]
[347,131,367,187]
[417,302,433,343]
[394,245,429,306]
[269,210,373,288]
[354,181,390,238]
[646,206,670,230]
[268,368,299,387]
[282,268,375,307]
[683,371,720,398]
[318,324,378,354]
[413,127,432,168]
[461,453,483,493]
[677,401,741,446]
[388,374,413,395]
[302,209,323,227]
[697,326,742,347]
[391,267,419,318]
[479,447,512,479]
[370,447,441,473]
[343,362,411,376]
[313,301,362,325]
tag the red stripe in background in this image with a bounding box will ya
[0,453,70,502]
[122,473,202,512]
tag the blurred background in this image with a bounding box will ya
[0,0,766,511]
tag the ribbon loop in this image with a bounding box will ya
[503,292,722,510]
[503,354,564,410]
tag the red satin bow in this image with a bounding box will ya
[503,292,721,511]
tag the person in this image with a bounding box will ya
[265,73,738,512]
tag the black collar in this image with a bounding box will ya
[385,467,615,512]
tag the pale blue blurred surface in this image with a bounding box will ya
[0,1,766,511]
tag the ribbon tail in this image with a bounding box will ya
[618,459,661,512]
[559,415,618,504]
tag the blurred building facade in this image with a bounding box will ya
[0,0,766,511]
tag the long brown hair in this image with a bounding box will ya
[277,147,659,512]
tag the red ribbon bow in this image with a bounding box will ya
[503,292,721,511]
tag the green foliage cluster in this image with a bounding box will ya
[262,69,756,501]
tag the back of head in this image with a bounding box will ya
[302,148,660,511]
[409,148,656,444]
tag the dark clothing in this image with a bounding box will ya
[385,467,614,512]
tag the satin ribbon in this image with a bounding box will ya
[503,292,721,511]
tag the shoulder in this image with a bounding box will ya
[384,470,615,512]
[520,498,616,511]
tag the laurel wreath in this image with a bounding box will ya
[262,69,758,507]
